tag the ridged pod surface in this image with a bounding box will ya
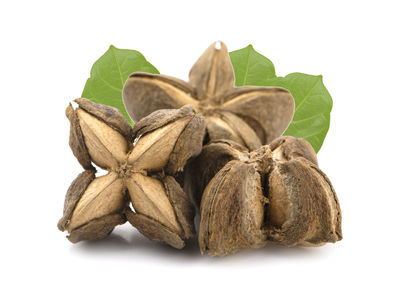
[187,136,342,256]
[123,42,294,150]
[58,99,205,248]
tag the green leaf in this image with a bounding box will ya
[82,45,159,125]
[262,73,332,153]
[229,45,276,86]
[81,44,331,152]
[230,46,332,153]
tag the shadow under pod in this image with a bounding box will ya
[69,224,332,264]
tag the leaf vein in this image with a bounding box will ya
[291,112,326,124]
[242,47,251,86]
[110,47,125,87]
[294,127,328,139]
[294,79,321,111]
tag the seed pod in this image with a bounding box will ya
[59,99,204,248]
[127,105,205,174]
[266,137,342,246]
[193,136,342,255]
[122,105,204,247]
[184,140,249,210]
[125,175,195,249]
[60,100,132,242]
[74,98,133,142]
[123,41,294,149]
[199,161,267,256]
[57,170,128,243]
[75,109,130,170]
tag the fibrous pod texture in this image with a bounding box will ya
[123,41,294,150]
[58,98,205,248]
[186,136,342,256]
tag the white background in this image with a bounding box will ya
[1,0,399,280]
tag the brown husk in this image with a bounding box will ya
[123,41,295,150]
[59,100,203,248]
[192,136,342,255]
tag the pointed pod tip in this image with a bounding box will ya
[73,98,87,110]
[73,97,91,106]
[213,41,227,51]
[57,219,66,232]
[65,103,76,119]
[73,98,95,109]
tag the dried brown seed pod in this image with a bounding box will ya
[198,160,267,256]
[190,136,342,256]
[183,139,249,211]
[123,41,294,150]
[58,99,205,248]
[58,171,128,243]
[266,137,342,246]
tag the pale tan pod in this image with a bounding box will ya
[122,41,295,149]
[127,116,191,172]
[126,173,182,234]
[58,170,96,231]
[76,108,129,170]
[67,172,126,231]
[60,101,204,247]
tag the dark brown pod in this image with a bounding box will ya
[184,139,249,210]
[65,104,93,170]
[194,136,342,255]
[199,161,267,256]
[266,137,342,246]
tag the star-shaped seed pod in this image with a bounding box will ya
[185,136,342,256]
[57,98,205,248]
[123,41,294,150]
